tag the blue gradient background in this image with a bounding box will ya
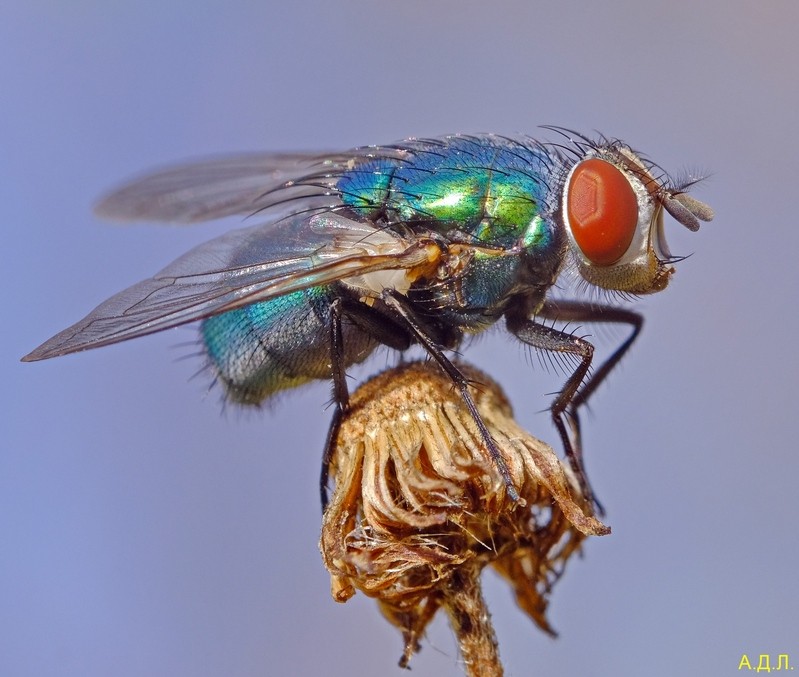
[4,2,797,676]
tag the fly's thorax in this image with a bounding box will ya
[335,158,394,218]
[401,211,562,332]
[559,143,712,295]
[336,136,554,247]
[456,252,526,328]
[407,245,533,333]
[513,212,567,299]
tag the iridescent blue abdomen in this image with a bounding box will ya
[202,286,377,404]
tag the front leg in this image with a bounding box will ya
[506,313,597,508]
[538,300,643,470]
[537,299,643,413]
[508,300,643,513]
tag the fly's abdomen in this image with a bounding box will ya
[201,287,377,405]
[337,136,555,247]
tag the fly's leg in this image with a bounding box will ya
[506,314,597,508]
[320,296,413,510]
[320,298,349,510]
[538,299,643,432]
[382,289,521,503]
[507,301,643,513]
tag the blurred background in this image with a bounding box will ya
[3,2,797,675]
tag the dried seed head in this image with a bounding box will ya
[320,361,609,673]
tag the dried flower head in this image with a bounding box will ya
[320,361,610,675]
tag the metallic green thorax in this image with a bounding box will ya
[334,136,565,332]
[337,135,557,250]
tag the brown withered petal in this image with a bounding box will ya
[320,361,609,675]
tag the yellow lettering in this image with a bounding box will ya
[776,654,791,671]
[740,654,753,670]
[756,654,772,672]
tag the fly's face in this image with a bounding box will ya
[561,143,714,294]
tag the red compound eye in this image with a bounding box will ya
[567,158,639,266]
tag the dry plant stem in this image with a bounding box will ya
[442,564,503,677]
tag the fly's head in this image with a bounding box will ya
[558,137,714,295]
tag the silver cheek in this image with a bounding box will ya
[651,207,671,261]
[609,192,662,269]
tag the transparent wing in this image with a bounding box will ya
[23,212,439,361]
[95,148,410,223]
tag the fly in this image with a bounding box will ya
[22,129,714,511]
